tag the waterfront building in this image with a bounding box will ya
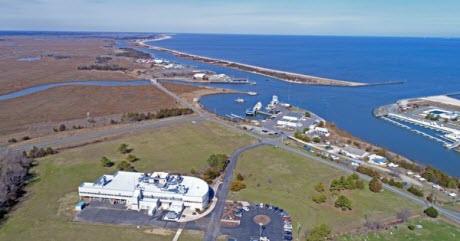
[340,146,369,159]
[78,171,210,213]
[368,154,387,166]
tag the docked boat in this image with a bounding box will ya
[266,95,279,111]
[246,101,263,116]
[235,98,245,103]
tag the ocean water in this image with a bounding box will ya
[144,34,460,177]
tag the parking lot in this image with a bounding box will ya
[221,203,291,241]
[75,201,188,229]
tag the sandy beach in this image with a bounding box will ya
[421,95,460,108]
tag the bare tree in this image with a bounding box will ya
[0,148,33,219]
[396,210,411,222]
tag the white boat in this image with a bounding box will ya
[254,101,262,111]
[235,98,244,103]
[248,92,258,96]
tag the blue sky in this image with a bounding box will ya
[2,0,460,37]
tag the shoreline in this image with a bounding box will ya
[136,40,366,87]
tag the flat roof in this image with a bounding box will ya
[80,171,208,198]
[343,146,368,156]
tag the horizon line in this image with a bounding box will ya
[1,29,459,39]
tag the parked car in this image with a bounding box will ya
[259,203,264,208]
[273,206,279,211]
[242,206,249,211]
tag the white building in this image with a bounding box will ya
[368,154,387,166]
[276,120,300,128]
[78,171,210,213]
[308,126,330,137]
[340,146,369,159]
[193,73,206,80]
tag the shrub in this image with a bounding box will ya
[356,180,365,189]
[8,138,17,143]
[126,154,138,163]
[100,156,114,167]
[58,124,66,132]
[117,160,135,171]
[408,224,415,230]
[305,111,311,117]
[118,143,131,154]
[190,168,197,175]
[407,186,424,197]
[230,181,246,192]
[424,206,438,218]
[21,136,31,141]
[236,173,244,181]
[312,194,327,204]
[306,224,331,241]
[335,195,352,210]
[356,165,380,178]
[312,137,321,143]
[315,182,325,192]
[369,177,382,193]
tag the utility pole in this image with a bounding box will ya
[259,223,263,238]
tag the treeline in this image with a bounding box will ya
[421,166,459,188]
[0,149,33,220]
[26,146,57,158]
[202,154,229,183]
[115,48,151,59]
[77,64,129,72]
[122,108,194,122]
[356,165,380,178]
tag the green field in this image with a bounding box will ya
[0,120,254,241]
[178,230,204,241]
[339,218,460,241]
[230,146,423,239]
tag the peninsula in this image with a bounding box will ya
[136,40,365,87]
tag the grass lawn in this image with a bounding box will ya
[0,120,254,241]
[339,218,460,241]
[178,230,204,241]
[230,146,423,239]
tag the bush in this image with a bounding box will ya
[356,165,380,178]
[369,177,382,193]
[190,168,196,175]
[126,154,138,163]
[312,137,321,143]
[407,186,424,197]
[389,178,404,188]
[356,180,365,189]
[312,194,327,204]
[424,206,438,218]
[236,173,244,181]
[58,124,66,132]
[100,156,114,167]
[117,161,135,171]
[315,182,325,192]
[118,143,131,154]
[21,136,31,141]
[306,224,331,241]
[8,138,17,143]
[335,195,352,210]
[230,181,246,192]
[408,224,415,230]
[27,146,56,158]
[305,111,311,117]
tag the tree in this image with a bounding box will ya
[335,195,352,210]
[315,182,325,192]
[305,111,311,118]
[312,137,321,143]
[317,121,325,128]
[306,224,331,241]
[424,206,438,218]
[118,143,130,154]
[350,173,359,180]
[126,154,138,163]
[356,180,365,189]
[100,156,114,167]
[369,177,382,193]
[117,160,135,171]
[407,186,424,197]
[236,173,244,181]
[8,138,17,143]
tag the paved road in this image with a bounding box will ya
[12,115,203,151]
[204,142,268,241]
